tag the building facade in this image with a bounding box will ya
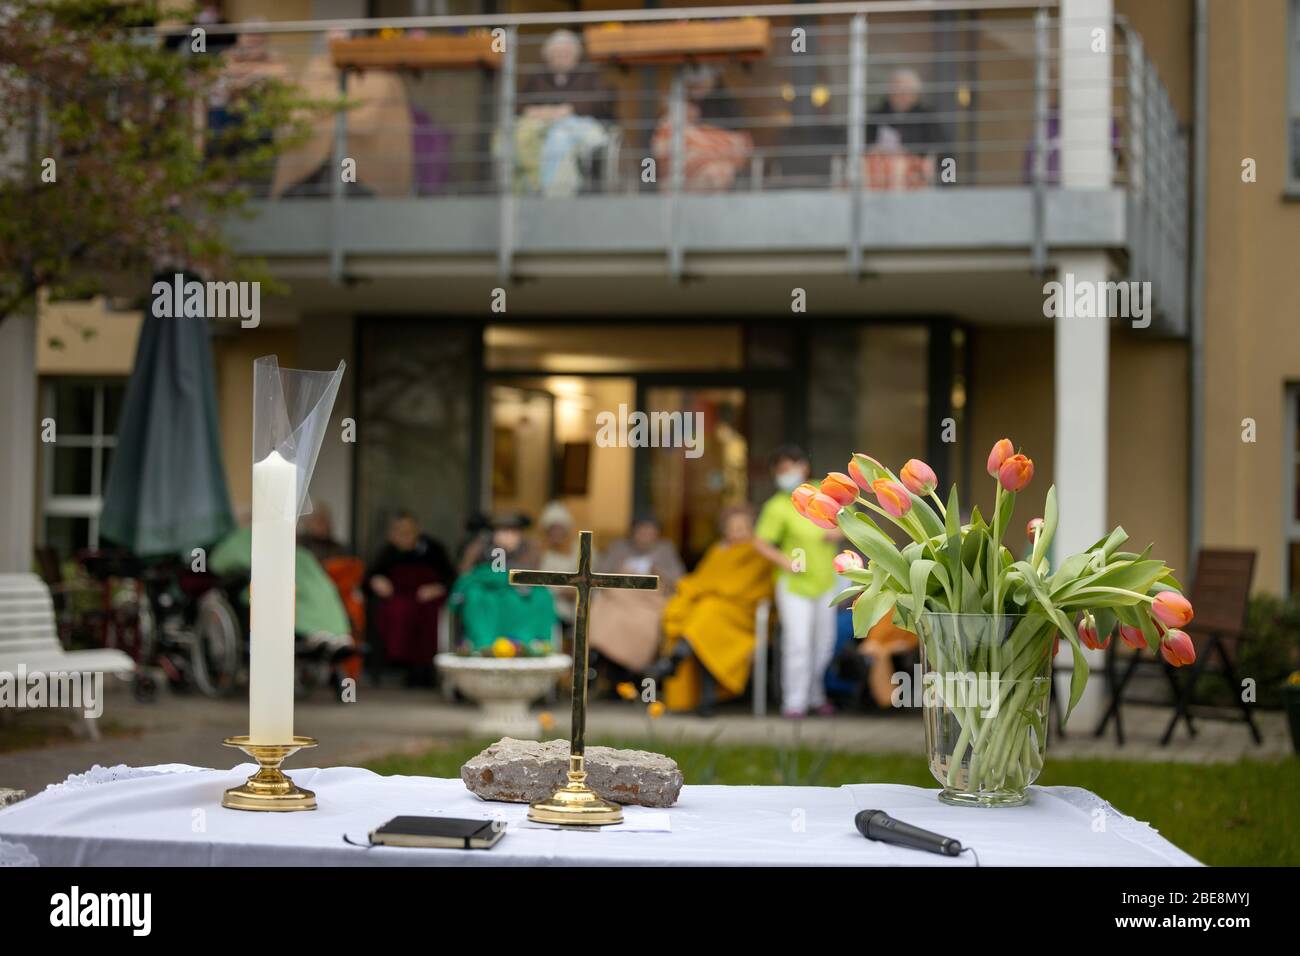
[9,0,1300,602]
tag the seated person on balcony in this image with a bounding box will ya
[367,511,455,684]
[651,64,754,191]
[514,29,614,197]
[272,29,414,199]
[451,514,556,654]
[589,515,685,675]
[865,68,945,189]
[645,505,774,717]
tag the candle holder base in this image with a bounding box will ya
[222,735,318,812]
[527,769,623,826]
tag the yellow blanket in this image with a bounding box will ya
[661,540,773,711]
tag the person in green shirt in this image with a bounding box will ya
[753,445,843,718]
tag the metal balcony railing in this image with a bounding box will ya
[153,1,1188,323]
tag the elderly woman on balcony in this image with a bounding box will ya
[512,29,615,197]
[864,68,945,189]
[651,64,753,192]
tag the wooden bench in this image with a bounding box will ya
[0,573,135,739]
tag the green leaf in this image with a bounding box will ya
[839,511,910,589]
[944,484,962,610]
[1038,484,1059,559]
[852,592,895,635]
[830,585,866,606]
[909,494,945,542]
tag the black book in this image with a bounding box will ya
[368,816,506,850]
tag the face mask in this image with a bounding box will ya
[775,468,803,492]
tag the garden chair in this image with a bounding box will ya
[1093,549,1261,746]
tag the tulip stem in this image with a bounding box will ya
[854,496,926,544]
[928,491,947,519]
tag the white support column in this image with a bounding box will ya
[1054,254,1110,558]
[1059,0,1114,189]
[0,308,38,572]
[1053,0,1113,726]
[1053,253,1111,727]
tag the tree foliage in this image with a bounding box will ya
[0,0,313,322]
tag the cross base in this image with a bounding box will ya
[527,766,624,826]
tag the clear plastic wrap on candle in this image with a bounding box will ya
[249,356,345,744]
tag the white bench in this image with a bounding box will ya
[0,572,135,738]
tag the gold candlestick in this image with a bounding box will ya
[222,735,318,811]
[510,530,658,826]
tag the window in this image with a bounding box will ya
[40,379,125,555]
[1288,386,1300,597]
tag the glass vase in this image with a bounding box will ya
[917,613,1055,807]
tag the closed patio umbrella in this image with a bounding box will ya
[99,279,235,556]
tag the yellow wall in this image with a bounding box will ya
[36,297,141,376]
[965,327,1189,576]
[1116,0,1193,122]
[1201,0,1300,593]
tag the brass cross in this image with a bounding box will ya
[510,530,657,760]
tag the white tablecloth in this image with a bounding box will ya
[0,763,1200,866]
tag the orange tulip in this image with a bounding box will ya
[804,492,841,529]
[833,550,864,574]
[1160,629,1196,667]
[870,478,912,518]
[1151,591,1194,629]
[848,453,883,490]
[821,472,859,507]
[1118,623,1145,650]
[791,482,818,516]
[987,438,1014,477]
[1077,616,1110,651]
[997,454,1034,492]
[899,459,937,497]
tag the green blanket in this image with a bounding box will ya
[451,563,557,651]
[209,527,351,638]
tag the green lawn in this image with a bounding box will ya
[365,738,1300,867]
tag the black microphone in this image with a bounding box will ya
[855,810,963,857]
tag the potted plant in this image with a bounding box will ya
[793,440,1196,806]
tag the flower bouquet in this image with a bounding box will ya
[793,440,1196,806]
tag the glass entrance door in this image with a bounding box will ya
[639,384,788,565]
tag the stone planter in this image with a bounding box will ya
[434,653,570,737]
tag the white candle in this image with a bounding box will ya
[249,449,298,744]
